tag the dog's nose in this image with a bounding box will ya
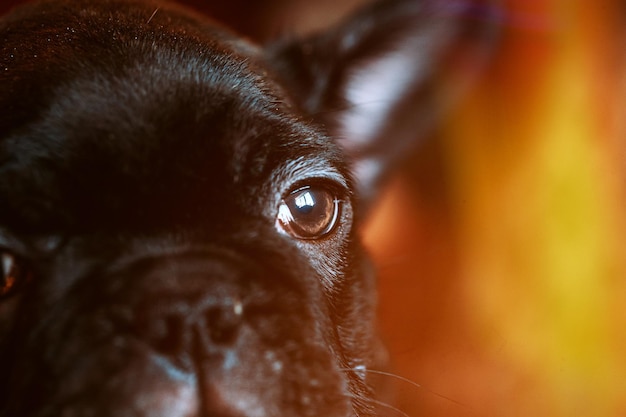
[107,253,263,365]
[137,294,245,360]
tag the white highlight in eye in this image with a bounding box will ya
[277,202,294,226]
[1,253,13,277]
[294,191,314,209]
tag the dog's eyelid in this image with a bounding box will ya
[278,158,350,189]
[281,175,349,198]
[0,230,24,254]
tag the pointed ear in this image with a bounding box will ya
[267,0,500,204]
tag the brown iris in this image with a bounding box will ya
[277,186,340,240]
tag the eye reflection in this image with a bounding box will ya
[277,186,340,240]
[0,252,30,299]
[294,192,315,214]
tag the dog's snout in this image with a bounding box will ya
[60,251,347,417]
[136,292,245,360]
[97,250,311,372]
[204,298,244,344]
[110,254,254,363]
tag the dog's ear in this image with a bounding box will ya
[267,0,500,205]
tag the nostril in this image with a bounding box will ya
[205,298,243,345]
[130,296,245,360]
[145,313,187,357]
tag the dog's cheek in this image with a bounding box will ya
[49,345,200,417]
[288,200,355,292]
[285,201,384,370]
[14,303,350,417]
[338,250,382,355]
[1,245,354,416]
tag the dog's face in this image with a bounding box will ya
[0,0,495,415]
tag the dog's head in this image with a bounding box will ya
[0,0,496,415]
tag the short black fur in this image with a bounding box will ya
[0,0,497,415]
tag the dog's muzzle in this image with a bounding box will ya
[4,250,351,417]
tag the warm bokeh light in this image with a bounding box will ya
[367,1,626,416]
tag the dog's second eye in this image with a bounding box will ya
[1,252,30,299]
[277,186,340,239]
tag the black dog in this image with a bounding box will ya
[0,0,496,415]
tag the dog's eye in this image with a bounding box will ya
[1,252,30,299]
[277,186,340,239]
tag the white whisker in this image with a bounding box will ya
[367,398,412,417]
[343,392,412,417]
[341,367,469,408]
[352,368,422,390]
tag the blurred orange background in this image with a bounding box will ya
[2,0,625,416]
[365,1,626,416]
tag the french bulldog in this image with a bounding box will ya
[0,0,497,415]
